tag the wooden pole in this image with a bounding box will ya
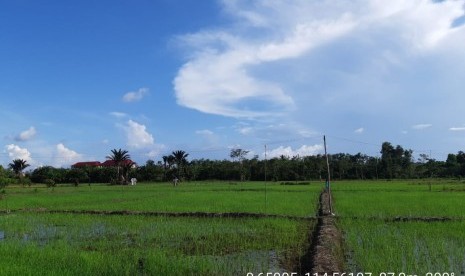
[324,135,333,214]
[264,144,268,214]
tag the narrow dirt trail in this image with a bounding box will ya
[309,189,344,273]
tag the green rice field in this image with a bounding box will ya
[0,181,320,275]
[1,180,465,275]
[332,180,465,274]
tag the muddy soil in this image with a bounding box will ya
[308,189,344,273]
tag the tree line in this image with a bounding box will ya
[2,142,465,188]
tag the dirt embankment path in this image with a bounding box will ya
[309,189,344,273]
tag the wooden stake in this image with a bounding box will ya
[324,135,333,214]
[264,144,268,214]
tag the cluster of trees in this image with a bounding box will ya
[3,142,465,186]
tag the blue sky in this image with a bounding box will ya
[1,0,465,168]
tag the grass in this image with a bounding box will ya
[332,180,465,274]
[1,181,321,217]
[0,213,315,275]
[332,180,465,218]
[341,219,465,274]
[0,181,321,275]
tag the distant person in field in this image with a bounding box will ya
[173,176,179,186]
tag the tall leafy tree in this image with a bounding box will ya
[106,149,130,184]
[230,148,249,181]
[380,142,413,178]
[8,159,30,185]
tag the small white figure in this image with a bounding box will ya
[173,177,179,186]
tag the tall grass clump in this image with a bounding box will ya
[341,219,465,274]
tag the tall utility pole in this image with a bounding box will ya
[324,135,333,214]
[264,144,268,213]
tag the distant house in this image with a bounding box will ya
[71,161,102,169]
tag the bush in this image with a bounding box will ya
[65,168,88,185]
[0,177,16,188]
[280,181,311,186]
[31,166,63,184]
[44,179,56,187]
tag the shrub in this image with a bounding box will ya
[0,177,16,188]
[44,179,55,187]
[280,181,311,186]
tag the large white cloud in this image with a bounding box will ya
[5,144,33,162]
[124,120,154,149]
[174,0,465,122]
[53,143,82,167]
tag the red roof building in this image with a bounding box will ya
[101,160,135,167]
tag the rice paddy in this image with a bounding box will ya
[332,180,465,274]
[0,181,320,275]
[2,180,465,274]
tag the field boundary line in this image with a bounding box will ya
[1,209,316,220]
[337,216,464,222]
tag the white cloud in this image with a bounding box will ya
[412,124,433,130]
[5,144,33,165]
[266,144,323,159]
[124,120,154,149]
[354,127,364,134]
[174,0,465,122]
[174,49,295,118]
[256,16,356,62]
[15,126,36,141]
[238,127,253,135]
[174,8,356,118]
[366,0,464,50]
[122,88,149,103]
[109,112,128,118]
[146,145,166,159]
[450,126,465,131]
[54,143,82,167]
[195,129,221,148]
[195,129,214,136]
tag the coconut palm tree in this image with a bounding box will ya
[171,150,189,179]
[9,159,29,177]
[8,159,30,185]
[122,160,136,183]
[106,149,130,184]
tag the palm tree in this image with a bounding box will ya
[106,149,130,184]
[122,160,136,183]
[8,159,30,185]
[171,150,189,179]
